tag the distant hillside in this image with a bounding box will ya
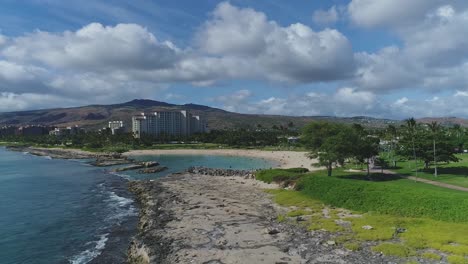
[417,117,468,127]
[0,99,447,130]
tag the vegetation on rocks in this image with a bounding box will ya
[371,243,414,257]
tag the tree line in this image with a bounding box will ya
[302,119,467,177]
[0,128,297,150]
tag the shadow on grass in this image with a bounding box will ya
[337,173,404,182]
[386,166,404,170]
[421,167,468,177]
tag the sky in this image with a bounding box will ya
[0,0,468,119]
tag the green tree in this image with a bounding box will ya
[353,131,380,176]
[428,122,440,177]
[386,124,399,168]
[450,124,465,152]
[418,125,459,170]
[302,122,356,176]
[404,118,419,177]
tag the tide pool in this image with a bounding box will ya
[119,154,276,179]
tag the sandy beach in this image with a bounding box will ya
[125,149,319,171]
[8,146,318,171]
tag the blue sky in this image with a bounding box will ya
[0,0,467,118]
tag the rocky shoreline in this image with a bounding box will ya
[6,146,119,160]
[127,171,399,264]
[6,146,168,175]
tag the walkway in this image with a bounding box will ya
[407,176,468,192]
[372,168,468,192]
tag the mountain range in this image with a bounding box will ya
[0,99,466,130]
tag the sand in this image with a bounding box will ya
[125,149,319,171]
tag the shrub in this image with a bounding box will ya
[344,242,361,251]
[256,168,308,184]
[277,214,286,222]
[284,168,309,173]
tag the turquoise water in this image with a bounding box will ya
[0,147,274,264]
[121,154,276,179]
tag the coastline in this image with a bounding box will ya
[125,149,318,171]
[5,146,101,159]
[3,146,402,263]
[6,146,319,171]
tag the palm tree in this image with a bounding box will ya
[451,124,463,152]
[387,125,398,168]
[405,118,418,178]
[428,121,440,177]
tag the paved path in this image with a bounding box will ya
[407,176,468,192]
[372,168,468,192]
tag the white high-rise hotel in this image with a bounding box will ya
[132,110,207,138]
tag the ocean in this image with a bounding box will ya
[0,147,274,264]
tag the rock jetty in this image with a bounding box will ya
[90,156,133,167]
[139,166,168,174]
[114,161,159,172]
[187,166,255,178]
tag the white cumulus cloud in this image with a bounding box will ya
[312,6,339,25]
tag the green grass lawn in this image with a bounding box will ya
[386,154,468,188]
[259,168,468,262]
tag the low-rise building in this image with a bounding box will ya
[108,121,125,135]
[49,125,83,136]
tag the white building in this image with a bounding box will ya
[108,121,125,135]
[132,110,207,138]
[49,128,62,136]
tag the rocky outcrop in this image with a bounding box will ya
[6,146,124,161]
[139,166,168,174]
[187,166,255,178]
[127,181,175,264]
[114,162,160,172]
[90,156,133,167]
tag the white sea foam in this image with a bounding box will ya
[108,171,131,180]
[105,191,137,221]
[107,191,133,207]
[69,233,109,264]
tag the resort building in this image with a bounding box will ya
[16,125,51,136]
[132,110,207,138]
[0,126,17,136]
[49,125,83,136]
[108,121,125,135]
